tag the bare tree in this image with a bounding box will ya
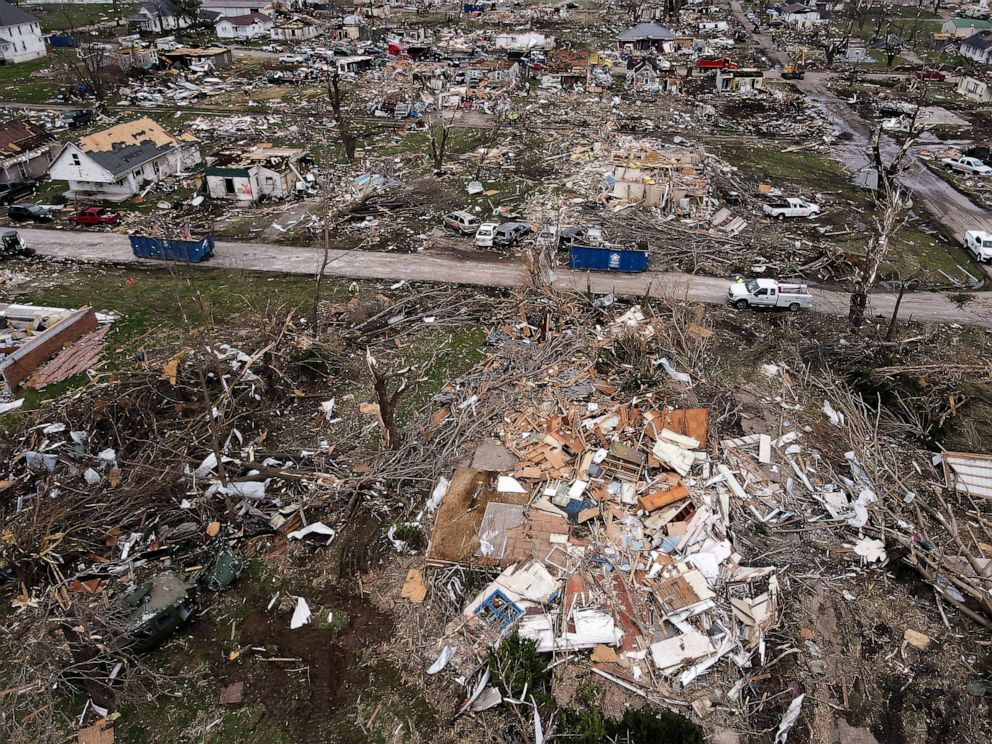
[819,0,873,69]
[366,349,411,449]
[849,110,922,328]
[665,0,687,23]
[326,69,375,164]
[58,45,117,101]
[426,106,457,175]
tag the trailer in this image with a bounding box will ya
[130,234,215,263]
[569,246,648,273]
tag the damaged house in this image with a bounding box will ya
[215,12,272,40]
[0,118,58,183]
[127,0,192,34]
[204,146,310,203]
[48,117,202,202]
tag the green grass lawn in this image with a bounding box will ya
[33,3,134,32]
[0,55,60,103]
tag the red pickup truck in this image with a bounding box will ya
[68,207,123,226]
[696,57,738,70]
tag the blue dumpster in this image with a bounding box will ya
[48,34,77,48]
[569,246,648,273]
[130,234,214,262]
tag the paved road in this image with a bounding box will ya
[16,228,992,328]
[729,2,992,251]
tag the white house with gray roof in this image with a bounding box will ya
[0,0,46,65]
[200,0,271,18]
[961,31,992,64]
[48,117,201,201]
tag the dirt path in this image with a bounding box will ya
[16,227,992,328]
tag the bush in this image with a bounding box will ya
[607,707,704,744]
[487,633,549,699]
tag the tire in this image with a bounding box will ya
[734,299,749,310]
[789,302,800,312]
[777,213,785,220]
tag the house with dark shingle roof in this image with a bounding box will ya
[617,23,675,52]
[0,0,46,65]
[48,117,202,202]
[961,31,992,65]
[0,119,57,183]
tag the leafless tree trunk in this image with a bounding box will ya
[849,110,921,328]
[59,45,115,101]
[366,349,411,450]
[426,107,456,175]
[327,69,360,163]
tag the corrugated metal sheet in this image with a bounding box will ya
[941,452,992,498]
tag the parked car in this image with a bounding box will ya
[940,156,992,176]
[696,57,738,70]
[964,229,992,262]
[558,226,603,249]
[915,68,946,81]
[1,230,35,258]
[762,197,821,219]
[474,222,499,248]
[68,207,123,226]
[727,278,811,311]
[0,181,34,205]
[65,109,94,128]
[278,54,308,64]
[442,210,481,235]
[7,203,52,223]
[493,222,532,247]
[262,44,283,53]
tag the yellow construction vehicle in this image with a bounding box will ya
[782,48,806,80]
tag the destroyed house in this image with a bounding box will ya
[0,304,100,392]
[0,118,57,183]
[606,143,709,214]
[48,117,201,202]
[540,49,589,89]
[957,75,991,103]
[715,67,764,93]
[334,55,374,75]
[270,20,320,41]
[463,59,519,85]
[493,32,555,52]
[204,146,309,203]
[160,46,233,70]
[617,22,675,51]
[215,12,272,40]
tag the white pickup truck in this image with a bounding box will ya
[940,156,992,177]
[762,197,821,219]
[728,278,812,311]
[964,230,992,262]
